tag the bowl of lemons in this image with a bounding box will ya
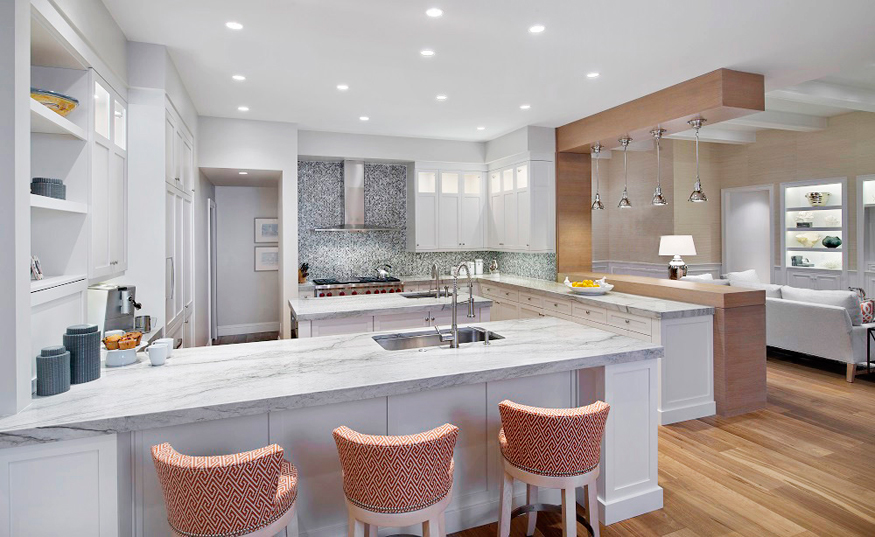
[564,277,614,295]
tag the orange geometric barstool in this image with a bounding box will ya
[151,443,298,537]
[333,423,459,537]
[496,400,610,537]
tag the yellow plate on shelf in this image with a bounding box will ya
[31,88,79,117]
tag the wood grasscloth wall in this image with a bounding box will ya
[590,111,875,269]
[555,152,592,275]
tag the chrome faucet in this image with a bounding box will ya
[448,262,476,348]
[431,263,441,297]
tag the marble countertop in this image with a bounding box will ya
[395,274,713,319]
[0,317,661,448]
[290,293,493,321]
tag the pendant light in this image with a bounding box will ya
[688,118,708,202]
[617,137,632,208]
[651,128,667,206]
[591,143,605,210]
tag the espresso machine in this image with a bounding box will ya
[86,284,143,336]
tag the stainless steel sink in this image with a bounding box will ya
[399,291,439,299]
[373,327,504,351]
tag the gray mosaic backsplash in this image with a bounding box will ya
[298,161,556,281]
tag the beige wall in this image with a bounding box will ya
[591,111,875,270]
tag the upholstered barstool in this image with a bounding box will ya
[497,400,610,537]
[151,443,298,537]
[333,423,459,537]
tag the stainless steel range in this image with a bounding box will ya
[311,277,404,297]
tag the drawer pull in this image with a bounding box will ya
[585,310,590,314]
[554,303,558,307]
[624,319,631,324]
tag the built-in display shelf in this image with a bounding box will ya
[30,194,87,214]
[30,98,87,140]
[786,247,842,252]
[30,274,87,294]
[785,226,841,232]
[785,205,843,212]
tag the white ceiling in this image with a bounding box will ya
[201,167,281,187]
[102,0,875,142]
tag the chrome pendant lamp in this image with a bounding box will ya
[651,128,667,206]
[591,143,605,210]
[617,137,632,208]
[688,118,708,202]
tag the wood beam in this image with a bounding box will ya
[556,68,765,153]
[555,152,591,275]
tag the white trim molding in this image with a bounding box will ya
[217,322,280,337]
[592,260,723,279]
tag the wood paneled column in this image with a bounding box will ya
[555,152,591,276]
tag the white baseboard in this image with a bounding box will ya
[659,401,717,425]
[216,322,280,337]
[598,485,664,525]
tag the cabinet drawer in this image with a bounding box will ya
[479,284,501,300]
[543,296,573,316]
[518,291,543,309]
[572,304,607,324]
[483,285,519,303]
[606,311,652,336]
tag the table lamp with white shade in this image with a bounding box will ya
[659,235,697,280]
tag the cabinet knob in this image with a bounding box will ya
[585,310,590,314]
[624,319,631,324]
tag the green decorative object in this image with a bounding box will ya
[822,236,842,249]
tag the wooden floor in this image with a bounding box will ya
[454,354,875,537]
[213,331,279,345]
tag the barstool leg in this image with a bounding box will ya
[348,515,365,537]
[363,524,377,537]
[526,484,538,536]
[588,481,600,537]
[561,487,576,537]
[439,513,447,537]
[424,517,441,537]
[498,470,513,537]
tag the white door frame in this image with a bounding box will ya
[207,198,218,344]
[721,185,775,282]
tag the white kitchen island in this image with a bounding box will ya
[0,317,662,537]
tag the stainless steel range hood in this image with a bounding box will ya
[313,160,400,232]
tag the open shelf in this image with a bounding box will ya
[30,274,86,293]
[30,194,87,214]
[786,227,841,232]
[30,98,86,140]
[785,205,843,212]
[786,247,842,252]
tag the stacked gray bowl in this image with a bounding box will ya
[31,177,66,200]
[36,345,71,396]
[64,324,101,384]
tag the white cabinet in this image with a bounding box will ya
[785,269,842,290]
[165,184,194,339]
[89,77,127,279]
[488,161,554,253]
[410,168,485,252]
[165,106,195,194]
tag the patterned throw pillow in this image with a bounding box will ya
[861,300,875,324]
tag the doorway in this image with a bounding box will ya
[208,198,218,343]
[722,185,775,282]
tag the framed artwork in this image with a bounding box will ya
[255,218,279,243]
[255,246,279,271]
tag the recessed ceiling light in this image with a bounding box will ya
[529,24,545,34]
[420,49,436,57]
[225,21,243,30]
[426,8,443,18]
[238,171,248,175]
[436,94,448,101]
[359,116,370,121]
[232,75,246,81]
[586,72,600,79]
[520,104,531,110]
[477,126,486,131]
[237,106,249,112]
[337,84,349,91]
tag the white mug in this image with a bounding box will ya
[146,343,169,366]
[154,338,175,357]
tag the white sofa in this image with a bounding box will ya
[765,296,872,381]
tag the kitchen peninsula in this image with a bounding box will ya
[0,317,661,536]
